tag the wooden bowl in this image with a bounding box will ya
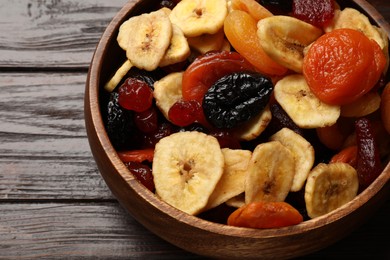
[85,1,390,258]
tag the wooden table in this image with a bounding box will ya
[0,0,389,259]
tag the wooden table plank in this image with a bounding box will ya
[0,201,388,259]
[0,72,113,200]
[0,0,128,69]
[0,202,200,259]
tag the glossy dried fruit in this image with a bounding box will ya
[227,201,303,228]
[303,28,386,105]
[124,161,155,192]
[118,77,154,112]
[118,149,154,163]
[355,118,382,190]
[330,145,358,168]
[203,72,273,129]
[182,51,256,103]
[224,10,287,75]
[292,0,335,27]
[168,100,203,127]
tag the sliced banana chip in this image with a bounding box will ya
[225,193,246,208]
[187,29,225,54]
[305,162,359,218]
[152,131,224,215]
[234,105,272,141]
[245,141,295,204]
[104,59,133,92]
[205,148,251,210]
[153,72,184,121]
[269,128,315,192]
[170,0,228,37]
[274,74,340,128]
[159,24,191,67]
[257,16,323,73]
[340,91,381,117]
[125,9,173,71]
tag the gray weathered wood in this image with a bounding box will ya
[0,202,200,259]
[0,0,128,68]
[0,72,113,200]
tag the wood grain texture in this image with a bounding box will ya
[0,0,128,69]
[0,73,112,200]
[0,0,389,258]
[0,202,200,259]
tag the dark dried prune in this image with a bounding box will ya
[203,72,273,129]
[105,92,135,150]
[258,0,293,15]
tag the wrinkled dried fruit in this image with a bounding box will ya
[227,201,303,228]
[292,0,335,27]
[203,72,273,129]
[105,92,135,150]
[125,161,155,192]
[355,118,382,190]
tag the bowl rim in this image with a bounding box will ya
[86,0,390,239]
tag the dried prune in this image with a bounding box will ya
[105,92,135,150]
[258,0,293,15]
[203,72,273,129]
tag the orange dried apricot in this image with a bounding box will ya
[303,28,386,105]
[117,148,154,163]
[224,10,288,76]
[227,201,303,229]
[231,0,273,21]
[330,145,358,168]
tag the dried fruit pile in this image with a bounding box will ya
[102,0,390,229]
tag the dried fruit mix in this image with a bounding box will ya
[101,0,390,229]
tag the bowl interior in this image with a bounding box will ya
[85,0,390,258]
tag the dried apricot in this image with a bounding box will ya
[227,201,303,229]
[330,145,358,168]
[303,28,386,105]
[231,0,273,21]
[224,10,288,76]
[117,148,154,163]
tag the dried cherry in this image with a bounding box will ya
[124,161,155,192]
[355,118,382,191]
[292,0,335,27]
[168,100,203,127]
[134,106,159,133]
[118,77,153,112]
[203,72,273,129]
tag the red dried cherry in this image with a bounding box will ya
[118,77,153,112]
[134,107,158,133]
[124,161,155,192]
[168,100,203,127]
[355,118,382,191]
[292,0,335,27]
